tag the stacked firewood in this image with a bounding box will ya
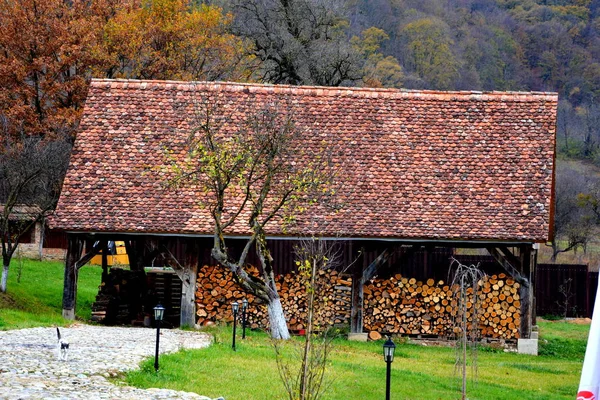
[363,273,520,340]
[479,274,521,338]
[195,265,261,327]
[195,265,352,331]
[196,266,520,339]
[276,269,352,330]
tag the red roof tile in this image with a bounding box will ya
[51,79,557,242]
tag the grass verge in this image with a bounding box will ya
[125,322,588,400]
[0,258,101,329]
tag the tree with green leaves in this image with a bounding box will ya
[164,95,335,339]
[400,18,459,90]
[351,27,403,88]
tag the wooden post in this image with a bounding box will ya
[125,239,146,271]
[350,248,391,333]
[519,245,533,339]
[350,257,364,334]
[531,244,538,326]
[62,234,84,320]
[180,240,199,328]
[101,240,109,283]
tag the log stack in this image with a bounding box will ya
[195,266,519,340]
[363,273,520,340]
[478,274,520,338]
[195,265,352,331]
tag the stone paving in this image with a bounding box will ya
[0,325,220,400]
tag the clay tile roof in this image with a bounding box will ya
[1,204,43,221]
[51,79,557,242]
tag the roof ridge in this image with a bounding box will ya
[89,78,558,101]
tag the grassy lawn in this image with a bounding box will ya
[0,258,102,329]
[125,320,588,400]
[0,259,589,399]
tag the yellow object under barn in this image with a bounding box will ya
[90,241,129,266]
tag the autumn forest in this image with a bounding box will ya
[2,0,600,268]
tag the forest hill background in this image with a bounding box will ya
[1,0,600,265]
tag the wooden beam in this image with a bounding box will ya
[100,241,109,283]
[62,237,103,320]
[486,247,529,287]
[350,248,366,334]
[530,245,538,326]
[180,240,199,328]
[519,245,533,339]
[75,240,102,271]
[486,245,534,339]
[361,249,391,284]
[161,238,199,328]
[351,248,390,333]
[62,235,84,320]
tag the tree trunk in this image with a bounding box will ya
[551,241,558,262]
[267,296,290,340]
[1,262,9,293]
[300,258,318,400]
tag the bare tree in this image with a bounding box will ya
[274,238,340,400]
[449,258,486,400]
[0,135,71,292]
[164,95,335,339]
[231,0,361,86]
[549,162,593,261]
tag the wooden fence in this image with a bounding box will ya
[535,264,598,318]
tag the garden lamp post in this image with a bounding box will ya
[383,337,396,400]
[232,301,239,351]
[242,298,248,339]
[154,304,165,372]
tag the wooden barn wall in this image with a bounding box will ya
[195,238,493,279]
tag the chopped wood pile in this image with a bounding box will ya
[363,273,520,340]
[195,266,520,340]
[91,268,146,325]
[195,265,351,330]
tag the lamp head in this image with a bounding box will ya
[232,301,239,314]
[154,304,165,321]
[383,337,396,363]
[242,298,248,310]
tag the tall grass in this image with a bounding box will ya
[0,258,101,329]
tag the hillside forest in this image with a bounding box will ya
[1,0,600,272]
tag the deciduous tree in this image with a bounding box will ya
[231,0,361,86]
[399,17,459,90]
[0,0,111,291]
[0,137,70,292]
[99,0,253,81]
[0,0,112,140]
[549,163,593,261]
[351,27,403,88]
[164,95,335,339]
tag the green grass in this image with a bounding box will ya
[125,322,588,400]
[0,258,102,329]
[538,319,589,360]
[0,259,590,399]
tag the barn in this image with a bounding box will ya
[51,79,557,344]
